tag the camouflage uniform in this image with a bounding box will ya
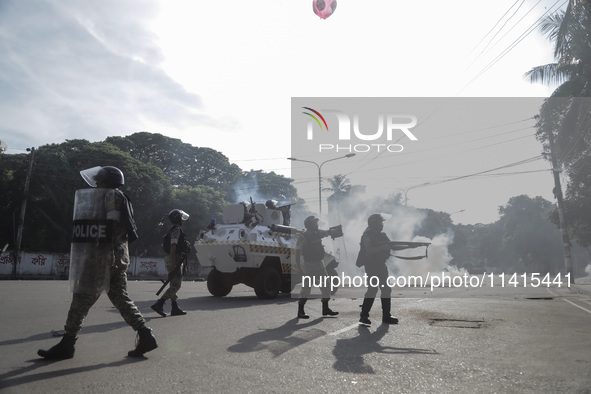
[151,210,190,317]
[160,225,185,302]
[64,190,146,336]
[38,166,156,360]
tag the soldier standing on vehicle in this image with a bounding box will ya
[37,166,157,360]
[296,216,339,319]
[151,209,190,317]
[358,213,420,326]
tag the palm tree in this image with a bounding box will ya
[322,174,352,197]
[524,0,591,96]
[526,0,591,279]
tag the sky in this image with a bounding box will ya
[0,0,568,225]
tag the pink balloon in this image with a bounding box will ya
[313,0,337,20]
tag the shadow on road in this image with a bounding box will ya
[228,317,325,357]
[133,292,294,314]
[0,320,130,347]
[332,324,438,374]
[0,357,146,390]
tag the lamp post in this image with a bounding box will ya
[288,153,355,216]
[449,209,466,222]
[392,182,431,206]
[13,147,35,278]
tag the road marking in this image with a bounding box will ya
[562,298,591,314]
[328,323,360,336]
[547,288,591,314]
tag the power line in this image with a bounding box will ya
[408,155,544,191]
[459,0,568,94]
[469,0,529,66]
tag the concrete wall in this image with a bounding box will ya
[0,251,203,279]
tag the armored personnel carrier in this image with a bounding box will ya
[195,201,339,299]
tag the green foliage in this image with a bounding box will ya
[0,133,297,256]
[498,195,564,274]
[322,174,352,195]
[562,153,591,246]
[417,209,452,239]
[106,132,242,189]
[166,185,228,245]
[2,130,586,275]
[524,1,591,95]
[527,2,591,248]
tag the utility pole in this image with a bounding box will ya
[547,132,574,284]
[13,147,35,278]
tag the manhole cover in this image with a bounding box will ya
[429,318,484,329]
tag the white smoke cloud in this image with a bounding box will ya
[320,190,467,283]
[231,172,267,204]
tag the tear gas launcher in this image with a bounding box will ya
[389,241,431,260]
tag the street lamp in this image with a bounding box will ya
[13,147,35,278]
[450,209,466,216]
[392,182,431,206]
[288,153,356,216]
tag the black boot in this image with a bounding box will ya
[322,298,339,317]
[151,298,166,317]
[38,334,77,360]
[297,299,309,319]
[359,297,375,326]
[171,300,187,316]
[381,298,398,324]
[128,327,158,358]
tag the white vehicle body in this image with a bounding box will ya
[195,202,337,299]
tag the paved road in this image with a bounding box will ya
[1,277,590,393]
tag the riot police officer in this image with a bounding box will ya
[37,166,157,359]
[358,213,419,326]
[296,216,339,319]
[151,209,190,317]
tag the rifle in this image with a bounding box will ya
[156,254,187,296]
[390,241,431,260]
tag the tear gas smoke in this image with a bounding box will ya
[295,190,468,283]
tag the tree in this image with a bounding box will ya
[526,1,591,274]
[524,1,591,96]
[0,139,172,254]
[166,185,228,246]
[106,132,242,189]
[322,174,352,197]
[225,170,297,205]
[0,135,302,257]
[498,195,564,274]
[0,153,32,252]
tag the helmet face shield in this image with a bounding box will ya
[178,210,190,221]
[80,166,124,188]
[80,166,103,187]
[169,209,190,223]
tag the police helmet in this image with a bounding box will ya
[80,166,124,188]
[266,199,278,209]
[368,213,386,226]
[169,209,189,224]
[304,215,319,229]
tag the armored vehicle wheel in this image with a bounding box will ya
[254,266,281,299]
[207,268,233,297]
